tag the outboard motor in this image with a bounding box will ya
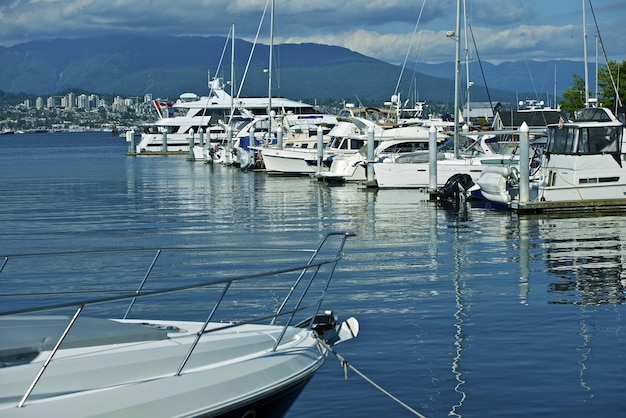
[298,310,359,346]
[437,173,474,201]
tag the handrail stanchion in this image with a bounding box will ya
[0,256,7,274]
[124,249,161,319]
[18,306,85,408]
[176,281,233,376]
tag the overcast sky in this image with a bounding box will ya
[0,0,624,65]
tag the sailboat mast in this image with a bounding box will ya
[463,0,470,125]
[583,0,590,108]
[595,35,599,104]
[230,23,235,124]
[453,0,462,158]
[268,0,274,138]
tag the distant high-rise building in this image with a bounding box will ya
[77,94,89,110]
[89,94,100,109]
[36,97,44,110]
[144,94,153,103]
[66,92,75,109]
[46,96,56,108]
[111,96,127,113]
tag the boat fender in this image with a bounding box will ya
[238,148,251,169]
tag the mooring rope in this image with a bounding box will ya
[316,337,427,418]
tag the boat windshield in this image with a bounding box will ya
[229,117,254,132]
[326,136,366,150]
[437,134,486,154]
[547,125,622,154]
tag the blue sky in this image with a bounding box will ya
[0,0,624,65]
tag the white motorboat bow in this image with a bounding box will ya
[0,232,358,418]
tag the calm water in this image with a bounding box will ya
[1,132,625,417]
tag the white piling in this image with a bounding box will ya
[249,125,255,150]
[248,125,255,168]
[366,126,375,184]
[126,130,134,154]
[161,131,167,153]
[428,125,438,193]
[200,129,207,161]
[519,122,530,203]
[277,127,283,150]
[188,129,195,158]
[316,125,324,173]
[226,126,233,165]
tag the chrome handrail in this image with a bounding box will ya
[0,231,354,408]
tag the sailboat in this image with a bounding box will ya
[135,15,336,156]
[371,0,519,189]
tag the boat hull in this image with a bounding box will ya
[373,160,486,188]
[0,319,326,418]
[261,148,322,174]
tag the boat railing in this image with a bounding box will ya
[0,231,354,408]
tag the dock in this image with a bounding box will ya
[512,198,626,215]
[126,151,189,156]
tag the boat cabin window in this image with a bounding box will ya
[484,137,503,154]
[384,141,428,153]
[585,127,620,153]
[349,138,366,150]
[547,126,621,154]
[548,127,575,153]
[326,137,366,150]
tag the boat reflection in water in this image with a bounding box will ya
[533,215,626,305]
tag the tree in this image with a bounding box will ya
[597,60,626,111]
[559,74,587,116]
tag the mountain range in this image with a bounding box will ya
[0,34,590,106]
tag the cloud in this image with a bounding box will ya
[0,0,624,66]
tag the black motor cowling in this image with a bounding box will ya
[437,173,474,200]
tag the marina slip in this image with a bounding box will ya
[1,132,625,417]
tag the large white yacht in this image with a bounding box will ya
[477,107,626,213]
[134,77,337,154]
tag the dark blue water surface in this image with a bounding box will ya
[1,132,625,417]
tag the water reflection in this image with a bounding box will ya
[536,216,626,305]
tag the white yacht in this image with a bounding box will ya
[318,133,449,183]
[259,111,445,175]
[134,77,337,154]
[373,132,518,188]
[0,232,358,418]
[477,107,626,213]
[259,119,364,175]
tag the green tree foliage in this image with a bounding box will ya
[559,60,626,116]
[559,74,586,115]
[597,60,626,111]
